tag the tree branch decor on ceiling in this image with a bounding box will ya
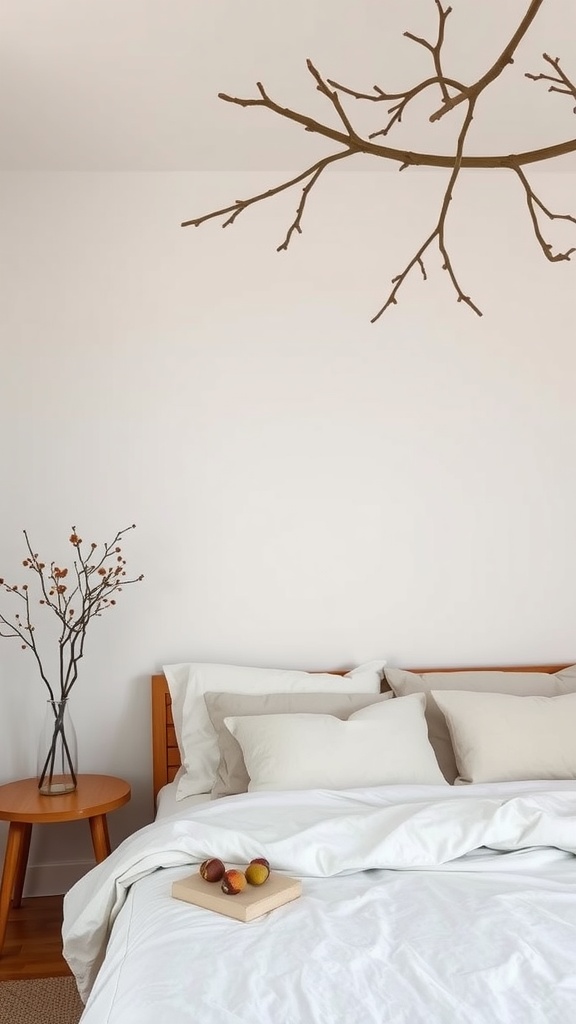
[182,0,576,319]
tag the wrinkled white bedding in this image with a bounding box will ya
[154,780,209,820]
[63,781,576,1023]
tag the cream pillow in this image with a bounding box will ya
[432,690,576,784]
[205,691,393,799]
[385,665,576,783]
[224,693,447,792]
[163,660,386,798]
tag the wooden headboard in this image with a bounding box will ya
[151,663,572,802]
[150,669,350,800]
[152,673,180,800]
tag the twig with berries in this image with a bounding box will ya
[0,525,143,788]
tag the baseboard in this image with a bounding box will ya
[23,859,95,897]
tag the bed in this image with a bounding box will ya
[62,659,576,1023]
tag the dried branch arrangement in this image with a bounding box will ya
[0,526,143,789]
[182,0,576,319]
[0,525,144,700]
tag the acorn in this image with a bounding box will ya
[221,869,247,895]
[199,858,226,883]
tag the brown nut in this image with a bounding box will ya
[221,869,247,895]
[250,857,270,871]
[199,858,226,883]
[245,861,270,886]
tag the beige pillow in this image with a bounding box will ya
[224,694,447,792]
[204,691,393,798]
[385,665,576,783]
[432,690,576,783]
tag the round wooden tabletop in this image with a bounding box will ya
[0,774,131,824]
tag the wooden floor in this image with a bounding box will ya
[0,895,70,981]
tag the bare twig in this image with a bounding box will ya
[404,0,453,104]
[429,0,546,121]
[512,165,576,262]
[187,78,576,172]
[182,149,353,242]
[276,152,353,251]
[326,4,461,138]
[325,75,466,139]
[0,572,57,699]
[306,60,358,139]
[372,99,482,321]
[526,53,576,110]
[369,77,463,139]
[181,0,576,318]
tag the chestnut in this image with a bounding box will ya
[221,869,247,895]
[199,858,226,883]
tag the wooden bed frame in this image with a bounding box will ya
[151,663,572,801]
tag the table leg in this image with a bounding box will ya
[0,821,31,956]
[11,822,32,909]
[88,814,111,863]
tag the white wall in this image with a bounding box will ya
[1,167,575,891]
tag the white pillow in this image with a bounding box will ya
[163,660,386,798]
[224,693,447,792]
[205,691,394,799]
[432,690,576,784]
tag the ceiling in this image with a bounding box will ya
[1,0,575,171]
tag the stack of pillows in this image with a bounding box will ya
[162,660,576,800]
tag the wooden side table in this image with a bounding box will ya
[0,774,131,956]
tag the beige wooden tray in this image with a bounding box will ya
[172,869,302,922]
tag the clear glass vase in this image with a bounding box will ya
[37,698,78,795]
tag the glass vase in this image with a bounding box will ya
[37,698,78,795]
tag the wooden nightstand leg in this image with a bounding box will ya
[88,814,111,863]
[11,822,32,909]
[0,821,30,956]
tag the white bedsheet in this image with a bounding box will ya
[63,780,576,1023]
[154,779,209,820]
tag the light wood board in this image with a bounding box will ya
[172,870,302,922]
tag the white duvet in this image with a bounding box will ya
[63,781,576,1023]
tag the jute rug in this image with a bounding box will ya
[0,975,84,1024]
